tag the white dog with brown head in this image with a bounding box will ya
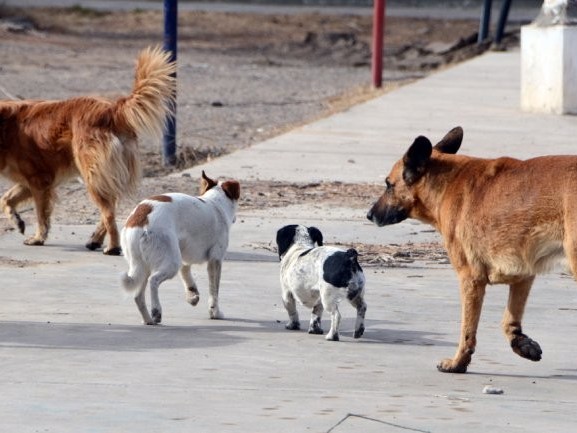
[120,171,240,325]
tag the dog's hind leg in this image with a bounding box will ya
[148,270,174,325]
[207,259,224,319]
[308,302,324,335]
[349,293,367,339]
[502,276,542,362]
[86,191,121,255]
[149,276,163,325]
[134,280,154,325]
[135,232,180,324]
[324,304,341,342]
[1,184,31,235]
[180,264,200,306]
[282,290,300,330]
[86,220,106,251]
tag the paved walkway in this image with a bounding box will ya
[180,49,577,184]
[2,49,577,432]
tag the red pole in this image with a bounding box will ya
[372,0,385,88]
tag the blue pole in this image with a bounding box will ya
[163,0,177,166]
[478,0,492,44]
[494,0,513,45]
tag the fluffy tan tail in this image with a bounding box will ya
[76,47,176,202]
[116,46,177,142]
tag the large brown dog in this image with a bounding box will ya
[366,126,576,373]
[0,47,176,254]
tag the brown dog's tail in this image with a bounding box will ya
[75,47,176,201]
[115,46,177,143]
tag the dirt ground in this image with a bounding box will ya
[0,5,519,265]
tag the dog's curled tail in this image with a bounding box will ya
[116,46,177,143]
[78,47,176,201]
[120,246,148,295]
[121,269,147,293]
[120,227,148,294]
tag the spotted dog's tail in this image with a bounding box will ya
[120,227,148,295]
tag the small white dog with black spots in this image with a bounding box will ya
[276,224,367,341]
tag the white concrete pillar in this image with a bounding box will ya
[520,0,577,115]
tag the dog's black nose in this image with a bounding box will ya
[366,210,373,221]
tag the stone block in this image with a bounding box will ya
[521,24,577,114]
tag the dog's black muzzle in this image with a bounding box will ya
[367,204,408,227]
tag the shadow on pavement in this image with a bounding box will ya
[0,320,246,351]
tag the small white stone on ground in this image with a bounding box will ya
[483,385,504,395]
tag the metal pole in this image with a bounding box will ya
[494,0,513,45]
[163,0,177,166]
[478,0,492,43]
[371,0,385,88]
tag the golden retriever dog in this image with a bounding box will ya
[0,47,176,254]
[367,126,576,373]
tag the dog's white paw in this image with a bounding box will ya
[187,294,200,306]
[103,246,122,256]
[308,319,323,335]
[209,307,224,320]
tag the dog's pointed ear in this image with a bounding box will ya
[403,136,432,186]
[307,226,323,247]
[434,126,463,155]
[276,225,297,259]
[221,180,240,201]
[200,170,218,194]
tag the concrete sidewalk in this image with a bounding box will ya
[2,50,577,433]
[179,49,577,184]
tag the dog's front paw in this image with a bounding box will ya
[85,241,102,251]
[353,324,365,339]
[209,307,224,320]
[103,246,122,256]
[24,236,44,246]
[286,321,301,331]
[326,333,339,342]
[308,327,324,335]
[308,318,323,335]
[151,308,162,325]
[511,334,542,361]
[437,358,468,374]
